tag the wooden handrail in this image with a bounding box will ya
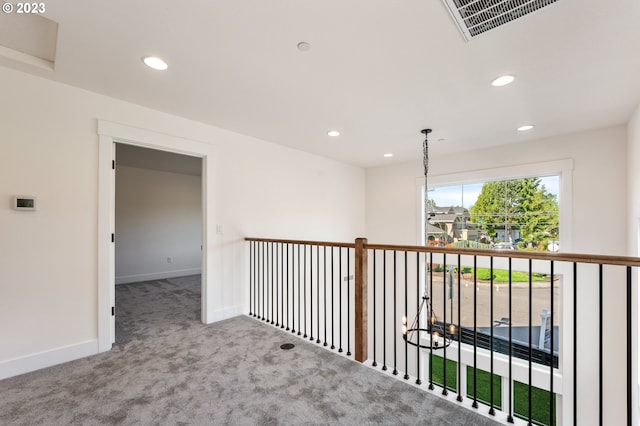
[246,236,640,366]
[245,237,640,267]
[245,237,355,249]
[364,243,640,267]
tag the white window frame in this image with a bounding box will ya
[415,159,573,252]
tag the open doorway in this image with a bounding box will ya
[98,120,223,353]
[114,144,203,345]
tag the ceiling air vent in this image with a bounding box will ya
[442,0,559,41]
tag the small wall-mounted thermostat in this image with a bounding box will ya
[13,196,36,211]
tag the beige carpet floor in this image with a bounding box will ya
[0,276,498,425]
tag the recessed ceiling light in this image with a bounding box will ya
[491,74,515,87]
[517,124,534,131]
[297,42,311,52]
[383,153,393,158]
[143,56,168,71]
[327,130,340,137]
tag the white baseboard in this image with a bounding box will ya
[0,340,98,380]
[115,268,201,285]
[206,304,245,324]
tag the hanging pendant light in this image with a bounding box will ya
[402,129,454,350]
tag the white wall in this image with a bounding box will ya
[629,104,640,256]
[366,125,630,425]
[367,125,628,254]
[115,165,202,284]
[0,66,365,377]
[628,103,640,426]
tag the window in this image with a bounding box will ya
[425,176,559,251]
[417,159,572,252]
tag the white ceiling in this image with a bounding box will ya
[2,0,639,168]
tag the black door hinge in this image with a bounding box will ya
[112,160,115,170]
[111,233,115,243]
[111,306,115,316]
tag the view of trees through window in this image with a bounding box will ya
[420,175,561,423]
[426,175,560,251]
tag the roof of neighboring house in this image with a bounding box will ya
[429,214,459,223]
[451,207,468,215]
[428,205,470,215]
[426,223,446,234]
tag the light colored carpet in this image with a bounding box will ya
[0,276,498,425]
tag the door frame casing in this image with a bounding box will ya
[97,120,217,351]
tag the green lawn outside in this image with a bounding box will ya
[428,354,458,392]
[430,266,549,283]
[428,355,502,407]
[428,355,555,424]
[474,268,549,283]
[466,364,502,410]
[513,381,556,426]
